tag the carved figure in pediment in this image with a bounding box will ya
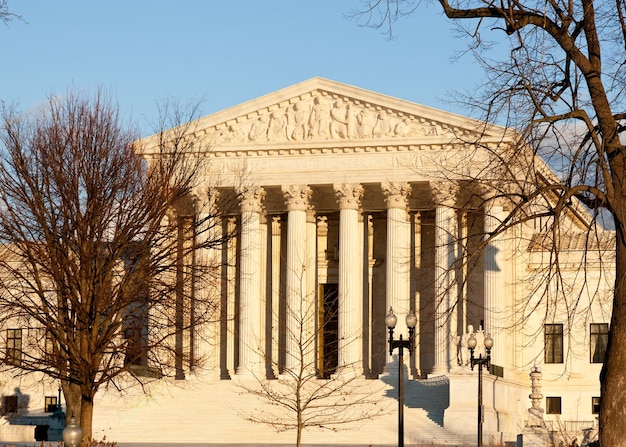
[216,123,245,144]
[330,101,363,139]
[287,102,309,141]
[357,108,373,139]
[248,115,269,142]
[330,101,349,139]
[373,112,392,138]
[267,110,287,142]
[394,118,419,137]
[346,103,360,139]
[308,96,331,138]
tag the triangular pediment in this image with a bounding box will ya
[173,78,509,150]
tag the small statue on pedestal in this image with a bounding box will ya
[457,325,475,367]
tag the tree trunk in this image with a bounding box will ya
[61,382,94,442]
[600,230,626,446]
[62,382,82,424]
[296,411,303,447]
[80,392,94,442]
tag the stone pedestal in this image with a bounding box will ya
[521,426,550,447]
[444,373,500,440]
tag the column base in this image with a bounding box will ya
[429,364,449,377]
[235,366,266,378]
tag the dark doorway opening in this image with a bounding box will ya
[319,283,339,378]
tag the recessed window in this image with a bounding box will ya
[592,397,601,414]
[123,304,149,367]
[6,329,22,366]
[44,330,56,362]
[545,324,563,364]
[590,323,608,363]
[546,396,562,414]
[45,396,58,413]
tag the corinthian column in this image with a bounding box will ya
[334,183,364,372]
[270,215,282,377]
[484,194,505,367]
[282,184,313,372]
[237,186,265,376]
[382,181,412,337]
[193,187,221,377]
[431,182,459,376]
[306,209,317,370]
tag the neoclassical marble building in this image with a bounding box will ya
[0,79,612,446]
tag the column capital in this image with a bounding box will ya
[282,184,312,211]
[484,196,506,211]
[431,181,459,207]
[382,181,412,209]
[480,184,515,212]
[193,186,220,214]
[334,183,363,210]
[238,186,266,214]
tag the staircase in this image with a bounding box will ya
[91,373,471,446]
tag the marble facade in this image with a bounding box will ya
[0,79,611,446]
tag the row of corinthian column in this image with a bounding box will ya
[194,181,505,378]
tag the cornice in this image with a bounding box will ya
[187,139,506,158]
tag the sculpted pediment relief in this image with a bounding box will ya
[207,89,472,146]
[139,79,508,154]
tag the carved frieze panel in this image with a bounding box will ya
[209,90,462,146]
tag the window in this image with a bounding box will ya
[6,329,22,366]
[590,323,608,363]
[546,397,562,415]
[44,330,56,362]
[121,247,150,367]
[44,396,58,413]
[592,397,601,414]
[545,324,563,364]
[123,302,149,367]
[124,323,148,366]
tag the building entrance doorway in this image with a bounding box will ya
[319,283,338,378]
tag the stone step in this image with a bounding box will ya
[91,374,471,445]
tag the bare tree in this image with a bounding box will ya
[354,0,625,444]
[0,89,228,441]
[237,262,386,447]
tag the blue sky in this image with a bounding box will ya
[1,1,494,136]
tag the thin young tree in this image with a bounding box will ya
[237,261,386,447]
[0,89,226,441]
[354,1,625,444]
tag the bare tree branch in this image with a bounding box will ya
[0,0,20,26]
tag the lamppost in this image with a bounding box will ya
[385,306,417,447]
[52,385,64,416]
[467,332,494,447]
